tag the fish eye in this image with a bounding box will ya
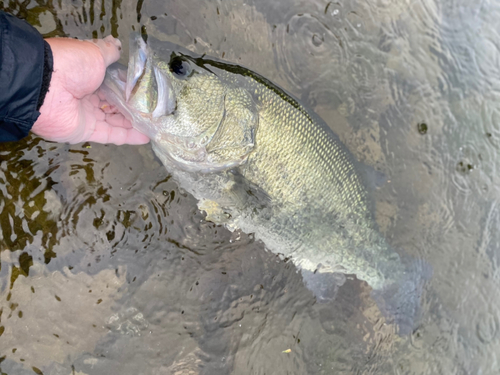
[169,56,192,79]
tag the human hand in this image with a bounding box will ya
[32,36,149,145]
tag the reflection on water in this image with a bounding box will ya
[1,0,500,373]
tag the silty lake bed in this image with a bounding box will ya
[1,0,500,374]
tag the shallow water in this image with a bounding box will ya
[1,0,500,373]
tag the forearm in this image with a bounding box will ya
[0,11,53,142]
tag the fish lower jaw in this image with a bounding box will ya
[152,139,250,173]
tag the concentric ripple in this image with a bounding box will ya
[272,13,346,91]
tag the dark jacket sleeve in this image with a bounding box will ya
[0,11,53,142]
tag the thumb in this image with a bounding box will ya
[86,36,122,67]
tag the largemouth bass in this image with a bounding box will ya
[103,34,430,334]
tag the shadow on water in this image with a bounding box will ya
[2,0,500,374]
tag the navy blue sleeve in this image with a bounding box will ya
[0,11,53,142]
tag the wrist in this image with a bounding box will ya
[37,40,54,111]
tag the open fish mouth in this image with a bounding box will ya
[125,35,176,119]
[103,34,175,123]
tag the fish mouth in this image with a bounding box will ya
[125,34,176,119]
[103,34,175,123]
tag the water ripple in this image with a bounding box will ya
[272,13,346,91]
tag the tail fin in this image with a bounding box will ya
[371,258,432,335]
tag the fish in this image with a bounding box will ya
[102,34,431,335]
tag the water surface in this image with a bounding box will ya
[1,0,500,374]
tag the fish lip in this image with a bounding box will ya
[125,35,148,102]
[152,66,176,118]
[122,34,176,119]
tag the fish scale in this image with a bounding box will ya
[213,72,394,286]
